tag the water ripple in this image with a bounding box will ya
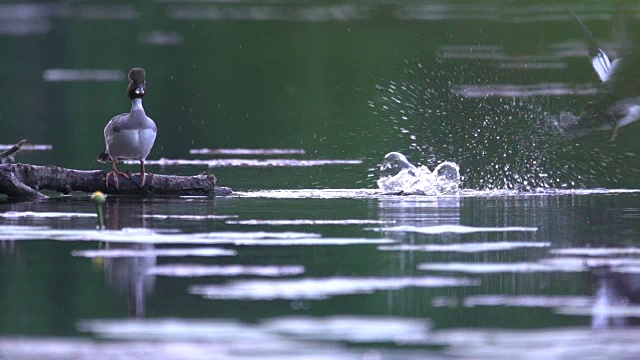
[42,69,125,82]
[0,211,95,219]
[142,214,238,220]
[148,264,305,277]
[463,295,593,308]
[72,247,236,258]
[379,241,550,253]
[133,158,362,167]
[0,143,52,151]
[369,225,538,235]
[551,248,640,256]
[191,276,479,300]
[226,219,392,226]
[168,4,366,21]
[451,83,599,98]
[190,148,306,155]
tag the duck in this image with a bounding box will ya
[97,68,157,189]
[562,5,640,141]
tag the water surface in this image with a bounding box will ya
[2,1,640,359]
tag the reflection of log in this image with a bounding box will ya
[0,163,232,199]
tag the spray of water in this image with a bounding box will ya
[370,59,628,190]
[377,152,460,195]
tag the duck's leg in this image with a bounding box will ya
[105,161,129,189]
[610,125,620,141]
[134,160,155,188]
[610,105,640,142]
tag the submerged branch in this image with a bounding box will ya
[0,163,232,199]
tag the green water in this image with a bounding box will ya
[2,1,637,189]
[1,1,640,359]
[2,192,640,359]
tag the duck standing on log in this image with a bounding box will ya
[97,68,157,189]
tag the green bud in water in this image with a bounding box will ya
[91,191,106,205]
[91,191,106,229]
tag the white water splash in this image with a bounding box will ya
[377,152,460,195]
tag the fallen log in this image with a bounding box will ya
[0,139,27,165]
[0,139,231,199]
[0,163,232,199]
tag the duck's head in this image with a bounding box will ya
[127,68,146,100]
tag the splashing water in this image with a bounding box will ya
[370,59,634,190]
[377,152,460,195]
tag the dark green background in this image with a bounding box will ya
[2,1,638,190]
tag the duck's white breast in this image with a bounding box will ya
[106,128,156,160]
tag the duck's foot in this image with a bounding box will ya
[132,172,156,189]
[610,126,619,141]
[105,170,130,190]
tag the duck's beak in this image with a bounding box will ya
[135,86,145,96]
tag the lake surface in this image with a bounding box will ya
[2,1,640,359]
[3,190,640,359]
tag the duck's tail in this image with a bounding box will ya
[97,151,111,163]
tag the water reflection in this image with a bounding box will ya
[1,0,640,354]
[2,191,640,356]
[591,267,640,328]
[102,242,154,318]
[167,4,366,21]
[42,69,125,82]
[451,83,598,98]
[102,199,156,318]
[377,196,461,244]
[396,3,616,22]
[0,3,138,34]
[137,31,184,46]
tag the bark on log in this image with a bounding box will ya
[0,163,232,199]
[0,139,27,165]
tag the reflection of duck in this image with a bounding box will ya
[591,266,640,328]
[103,242,155,318]
[561,6,640,141]
[102,198,156,318]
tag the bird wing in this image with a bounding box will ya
[104,112,130,136]
[599,1,640,99]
